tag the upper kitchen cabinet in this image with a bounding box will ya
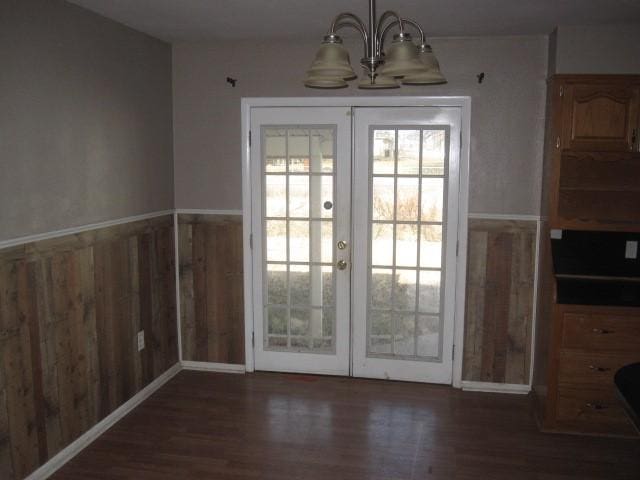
[560,77,640,152]
[542,75,640,231]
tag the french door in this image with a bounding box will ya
[249,105,461,384]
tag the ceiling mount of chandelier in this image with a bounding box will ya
[304,0,446,89]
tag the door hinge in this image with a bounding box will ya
[249,130,251,147]
[456,240,459,257]
[452,344,455,361]
[252,332,255,347]
[559,86,563,97]
[249,233,253,249]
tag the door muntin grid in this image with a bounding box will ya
[367,126,450,361]
[262,126,337,353]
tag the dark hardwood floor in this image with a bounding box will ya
[52,370,640,480]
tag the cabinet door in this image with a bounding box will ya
[561,83,640,152]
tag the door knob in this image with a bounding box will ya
[337,259,348,270]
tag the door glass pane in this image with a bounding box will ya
[373,130,395,174]
[266,175,286,217]
[419,270,441,314]
[372,177,394,221]
[395,224,417,267]
[290,264,310,306]
[371,223,394,266]
[368,127,447,361]
[289,175,309,218]
[397,130,420,175]
[267,263,287,305]
[393,269,416,311]
[396,177,419,221]
[289,220,309,262]
[288,129,310,172]
[370,311,392,354]
[417,315,440,357]
[266,220,286,261]
[310,129,334,173]
[262,125,337,354]
[265,130,286,172]
[422,130,446,176]
[371,268,392,309]
[421,178,444,222]
[394,313,416,356]
[310,175,334,219]
[420,225,442,269]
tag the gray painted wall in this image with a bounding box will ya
[0,0,174,241]
[553,24,640,74]
[173,35,547,215]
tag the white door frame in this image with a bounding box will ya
[241,96,471,388]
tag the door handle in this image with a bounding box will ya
[337,259,348,270]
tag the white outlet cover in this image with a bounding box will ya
[625,240,638,259]
[550,229,563,240]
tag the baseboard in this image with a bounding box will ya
[24,363,182,480]
[181,360,246,373]
[461,380,531,394]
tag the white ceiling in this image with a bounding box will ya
[67,0,640,42]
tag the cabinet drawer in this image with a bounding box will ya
[555,386,637,436]
[561,313,640,351]
[558,350,638,387]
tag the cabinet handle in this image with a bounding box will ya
[588,365,611,372]
[632,128,637,152]
[585,403,606,410]
[591,328,613,334]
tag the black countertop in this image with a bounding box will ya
[615,363,640,432]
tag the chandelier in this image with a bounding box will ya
[304,0,446,89]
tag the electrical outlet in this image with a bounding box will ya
[625,240,638,259]
[137,330,145,351]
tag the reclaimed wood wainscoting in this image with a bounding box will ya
[0,215,178,479]
[462,218,538,388]
[178,213,244,365]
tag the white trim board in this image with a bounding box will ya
[0,210,174,251]
[529,219,542,386]
[243,96,471,108]
[175,209,243,216]
[181,361,246,373]
[173,212,184,362]
[24,363,182,480]
[461,381,531,394]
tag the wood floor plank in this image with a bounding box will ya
[52,371,640,480]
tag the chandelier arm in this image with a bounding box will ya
[328,13,367,36]
[333,21,369,47]
[379,18,426,49]
[399,18,426,44]
[376,10,405,43]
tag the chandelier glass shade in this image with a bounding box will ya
[304,0,446,89]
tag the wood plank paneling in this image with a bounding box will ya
[462,219,537,384]
[0,215,178,479]
[178,214,244,364]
